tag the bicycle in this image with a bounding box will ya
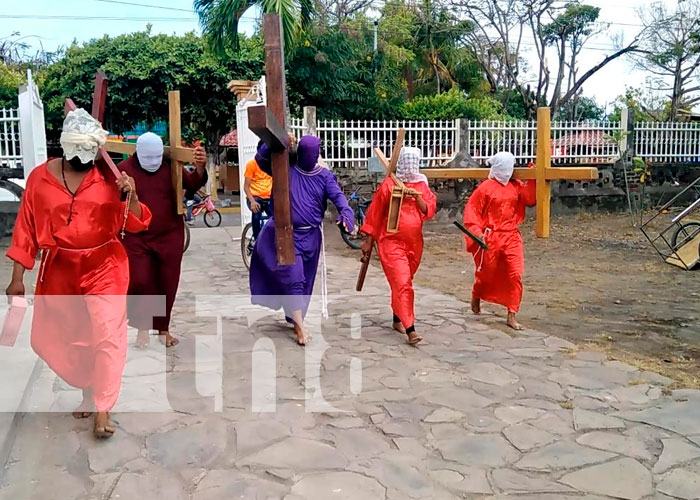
[340,187,371,250]
[182,195,221,254]
[241,199,272,270]
[187,195,222,228]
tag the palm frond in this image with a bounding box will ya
[194,0,255,55]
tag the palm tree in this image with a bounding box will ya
[194,0,313,56]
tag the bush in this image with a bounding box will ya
[400,88,504,120]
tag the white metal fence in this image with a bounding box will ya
[291,117,458,167]
[291,116,624,167]
[290,114,700,168]
[0,108,21,168]
[635,121,700,164]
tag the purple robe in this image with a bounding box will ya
[249,136,354,317]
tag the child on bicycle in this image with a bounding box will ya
[244,141,273,239]
[185,186,206,224]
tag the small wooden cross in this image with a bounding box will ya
[372,129,407,233]
[246,13,295,266]
[422,107,599,237]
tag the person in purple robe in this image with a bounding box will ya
[249,136,354,346]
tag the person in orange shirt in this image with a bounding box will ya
[244,141,273,239]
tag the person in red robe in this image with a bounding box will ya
[462,151,536,330]
[5,108,152,438]
[361,147,437,345]
[117,132,208,348]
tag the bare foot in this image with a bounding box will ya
[158,331,179,347]
[294,324,312,346]
[407,331,423,345]
[135,330,150,349]
[507,312,524,331]
[72,389,94,419]
[93,412,115,439]
[392,322,406,334]
[471,297,481,315]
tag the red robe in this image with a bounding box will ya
[462,178,536,313]
[7,161,152,412]
[117,156,207,331]
[361,177,437,328]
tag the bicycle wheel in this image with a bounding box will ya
[671,221,700,249]
[241,222,255,270]
[204,209,222,228]
[340,209,366,250]
[183,223,191,253]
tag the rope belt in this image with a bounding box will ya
[475,228,493,272]
[39,238,116,283]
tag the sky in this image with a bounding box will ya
[1,0,679,114]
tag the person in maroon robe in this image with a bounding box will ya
[117,132,208,347]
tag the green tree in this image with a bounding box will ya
[609,86,667,122]
[543,3,602,113]
[379,0,481,98]
[194,0,313,56]
[554,96,604,121]
[400,88,504,120]
[0,64,24,109]
[286,25,391,118]
[41,30,263,150]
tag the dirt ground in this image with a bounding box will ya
[327,212,700,387]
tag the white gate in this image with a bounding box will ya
[18,69,47,177]
[0,108,21,169]
[235,77,266,231]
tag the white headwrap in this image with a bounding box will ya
[488,151,515,185]
[136,132,164,172]
[396,147,428,184]
[60,108,107,164]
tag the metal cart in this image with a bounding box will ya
[640,176,700,270]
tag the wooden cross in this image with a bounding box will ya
[372,129,407,233]
[246,13,295,266]
[422,107,599,237]
[73,71,195,215]
[92,72,194,215]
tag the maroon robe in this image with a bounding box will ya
[118,155,208,331]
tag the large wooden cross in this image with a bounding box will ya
[422,107,599,237]
[70,72,195,215]
[246,13,295,265]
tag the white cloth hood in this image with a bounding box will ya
[396,147,428,185]
[488,151,515,185]
[60,109,107,164]
[136,132,164,172]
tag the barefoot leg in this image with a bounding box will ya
[471,297,481,315]
[290,310,311,346]
[507,311,523,331]
[158,330,179,347]
[93,412,115,439]
[135,329,150,349]
[72,388,94,419]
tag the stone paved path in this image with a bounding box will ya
[1,227,699,500]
